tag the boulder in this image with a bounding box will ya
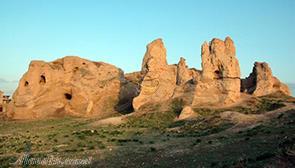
[133,39,177,110]
[192,37,241,106]
[241,62,290,96]
[178,106,198,120]
[9,56,124,119]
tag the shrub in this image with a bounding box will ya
[150,147,156,152]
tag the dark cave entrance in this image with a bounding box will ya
[64,93,72,100]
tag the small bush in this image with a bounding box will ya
[87,145,95,150]
[150,147,156,152]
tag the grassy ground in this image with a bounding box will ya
[0,97,294,167]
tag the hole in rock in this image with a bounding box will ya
[214,70,222,79]
[24,81,29,87]
[39,75,46,84]
[64,93,72,100]
[0,106,2,112]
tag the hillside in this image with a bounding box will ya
[0,95,294,167]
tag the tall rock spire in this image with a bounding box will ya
[193,37,241,106]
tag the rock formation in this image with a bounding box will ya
[176,57,200,86]
[172,58,201,105]
[132,39,177,110]
[176,57,192,85]
[9,56,124,119]
[241,62,290,96]
[192,37,241,106]
[6,37,291,120]
[178,106,198,120]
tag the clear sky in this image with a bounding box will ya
[0,0,294,83]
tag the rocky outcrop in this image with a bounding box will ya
[192,37,241,106]
[176,57,200,85]
[9,56,124,119]
[176,57,191,85]
[141,39,168,74]
[201,37,240,80]
[5,37,291,120]
[172,58,201,105]
[132,39,177,110]
[241,62,290,96]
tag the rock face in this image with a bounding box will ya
[176,57,199,85]
[241,62,290,96]
[9,56,124,119]
[192,37,241,106]
[172,58,201,105]
[201,37,240,80]
[132,39,177,110]
[141,39,168,74]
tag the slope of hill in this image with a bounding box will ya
[0,95,294,167]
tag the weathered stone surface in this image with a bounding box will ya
[178,106,198,120]
[4,37,291,120]
[133,39,177,110]
[176,57,198,85]
[241,62,290,96]
[172,58,201,105]
[192,37,241,106]
[9,56,124,119]
[201,37,240,80]
[141,39,168,74]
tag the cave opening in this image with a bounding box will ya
[24,81,29,87]
[214,70,222,79]
[64,93,72,100]
[40,75,46,84]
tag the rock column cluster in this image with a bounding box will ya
[6,37,291,119]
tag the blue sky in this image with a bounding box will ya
[0,0,294,83]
